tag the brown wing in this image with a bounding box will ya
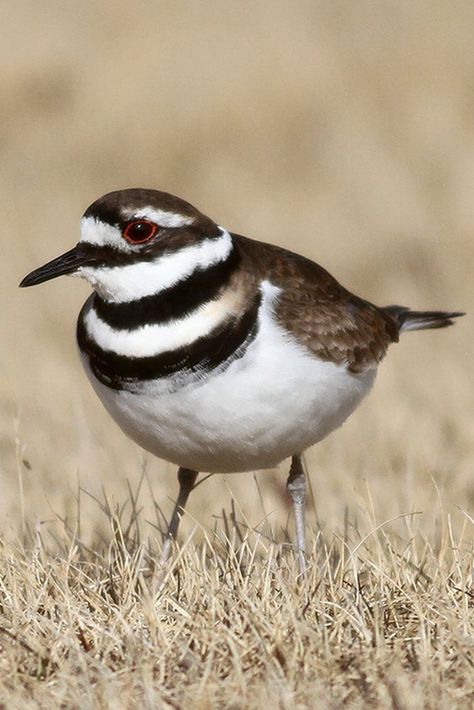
[234,235,399,373]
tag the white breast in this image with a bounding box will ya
[80,282,376,473]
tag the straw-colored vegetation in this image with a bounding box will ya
[1,2,473,707]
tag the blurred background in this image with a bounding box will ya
[1,1,472,546]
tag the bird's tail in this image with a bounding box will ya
[383,305,465,333]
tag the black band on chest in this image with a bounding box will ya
[92,247,241,329]
[77,291,261,391]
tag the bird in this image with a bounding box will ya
[20,188,463,570]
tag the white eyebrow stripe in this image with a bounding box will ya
[84,287,241,357]
[77,228,233,302]
[124,207,195,228]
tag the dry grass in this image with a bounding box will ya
[1,1,474,707]
[0,497,473,708]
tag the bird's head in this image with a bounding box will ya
[20,188,232,301]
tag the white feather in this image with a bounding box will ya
[124,207,195,228]
[84,287,241,357]
[81,281,376,473]
[80,217,127,251]
[76,228,233,302]
[80,210,195,251]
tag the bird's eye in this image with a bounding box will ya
[123,220,158,244]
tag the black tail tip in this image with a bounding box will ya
[404,310,465,332]
[384,305,466,332]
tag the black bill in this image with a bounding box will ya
[19,244,92,287]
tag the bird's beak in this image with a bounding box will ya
[19,244,91,287]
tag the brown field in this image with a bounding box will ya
[1,1,473,707]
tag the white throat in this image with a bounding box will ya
[76,227,233,302]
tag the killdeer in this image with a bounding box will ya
[20,188,463,568]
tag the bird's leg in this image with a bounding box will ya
[286,455,307,574]
[160,467,198,565]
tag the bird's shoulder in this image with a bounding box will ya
[232,233,399,372]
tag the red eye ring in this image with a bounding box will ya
[123,220,158,244]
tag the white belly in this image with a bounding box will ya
[81,295,376,473]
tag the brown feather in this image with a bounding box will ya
[234,235,399,373]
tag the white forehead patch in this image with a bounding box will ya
[123,207,195,229]
[80,216,130,251]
